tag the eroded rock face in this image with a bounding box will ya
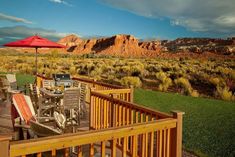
[58,34,82,47]
[58,35,235,57]
[60,34,161,57]
[139,41,161,51]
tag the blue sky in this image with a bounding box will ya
[0,0,234,45]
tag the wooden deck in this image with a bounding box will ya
[0,75,184,157]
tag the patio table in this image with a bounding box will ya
[39,88,64,98]
[39,88,64,107]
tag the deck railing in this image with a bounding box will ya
[95,88,133,102]
[3,113,183,157]
[90,91,172,130]
[72,77,123,90]
[36,74,123,91]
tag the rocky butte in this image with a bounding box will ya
[58,34,161,57]
[58,34,235,57]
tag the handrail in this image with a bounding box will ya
[36,74,52,80]
[36,75,123,90]
[10,118,177,157]
[95,88,133,102]
[72,77,123,89]
[91,91,172,119]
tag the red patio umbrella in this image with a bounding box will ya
[3,35,66,75]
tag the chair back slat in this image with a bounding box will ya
[12,94,35,124]
[63,88,80,109]
[42,80,55,88]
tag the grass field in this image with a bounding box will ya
[16,73,35,88]
[134,88,235,157]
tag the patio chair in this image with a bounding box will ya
[5,74,23,103]
[42,79,55,89]
[27,83,39,110]
[62,88,81,127]
[12,93,63,139]
[0,77,8,101]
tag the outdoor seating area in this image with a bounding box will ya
[0,74,184,157]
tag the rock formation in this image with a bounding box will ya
[61,34,161,57]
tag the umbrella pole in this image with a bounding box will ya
[35,47,38,75]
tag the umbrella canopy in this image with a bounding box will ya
[3,35,66,48]
[3,35,66,75]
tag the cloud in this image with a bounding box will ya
[0,13,33,24]
[0,25,72,46]
[49,0,73,6]
[99,0,235,34]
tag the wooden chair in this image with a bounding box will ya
[0,77,8,101]
[4,74,23,103]
[62,88,81,126]
[42,80,55,89]
[12,94,62,139]
[6,74,17,90]
[73,80,80,88]
[27,83,39,110]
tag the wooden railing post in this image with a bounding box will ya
[130,85,134,103]
[0,136,11,157]
[171,111,185,157]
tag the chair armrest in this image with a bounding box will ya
[14,124,30,129]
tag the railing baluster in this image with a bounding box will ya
[94,97,97,129]
[131,109,134,124]
[77,145,82,157]
[122,137,127,157]
[37,152,42,157]
[126,107,130,125]
[150,131,154,157]
[90,143,95,157]
[163,129,167,157]
[135,111,138,123]
[131,135,137,157]
[51,149,56,157]
[101,98,104,129]
[141,133,146,157]
[157,130,163,157]
[64,148,69,157]
[145,132,148,157]
[111,139,117,157]
[97,97,101,129]
[123,106,126,125]
[104,99,107,128]
[119,105,122,126]
[101,141,106,157]
[166,129,171,157]
[115,104,118,127]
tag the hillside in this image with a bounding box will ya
[1,34,235,58]
[59,34,235,57]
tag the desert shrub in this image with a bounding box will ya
[120,76,142,88]
[155,71,172,91]
[216,86,235,101]
[69,66,77,76]
[174,77,199,97]
[90,68,102,80]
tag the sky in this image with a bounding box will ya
[0,0,235,45]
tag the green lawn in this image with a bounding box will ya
[15,73,35,88]
[134,88,235,157]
